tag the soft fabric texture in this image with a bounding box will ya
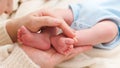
[0,0,120,68]
[70,0,120,49]
[0,20,39,68]
[57,0,120,68]
[0,0,42,68]
[0,0,81,68]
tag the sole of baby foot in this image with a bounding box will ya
[17,26,27,43]
[62,45,74,55]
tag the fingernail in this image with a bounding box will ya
[73,37,78,44]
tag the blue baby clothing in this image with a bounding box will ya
[69,0,120,49]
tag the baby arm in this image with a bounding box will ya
[74,20,118,46]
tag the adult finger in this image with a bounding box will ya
[52,45,92,64]
[66,45,92,60]
[36,16,75,38]
[57,19,75,38]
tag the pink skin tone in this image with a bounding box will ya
[51,34,74,54]
[17,7,118,55]
[18,26,74,54]
[0,0,13,15]
[35,9,118,47]
[18,20,118,54]
[17,20,118,55]
[18,26,51,50]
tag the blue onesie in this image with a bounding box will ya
[69,0,120,49]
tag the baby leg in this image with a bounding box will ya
[51,34,74,55]
[17,26,51,50]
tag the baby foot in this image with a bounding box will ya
[17,26,51,50]
[51,34,74,55]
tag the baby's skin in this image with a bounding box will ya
[51,34,74,54]
[17,26,74,54]
[18,26,51,50]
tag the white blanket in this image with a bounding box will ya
[7,0,120,68]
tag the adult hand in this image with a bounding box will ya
[6,10,74,42]
[21,45,92,68]
[35,8,74,26]
[34,8,74,35]
[22,11,75,38]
